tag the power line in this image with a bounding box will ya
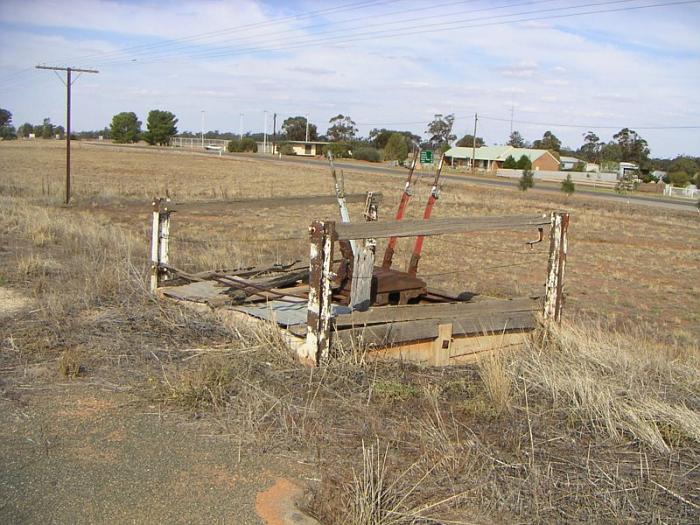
[95,0,521,66]
[478,115,700,130]
[96,0,697,66]
[54,0,402,66]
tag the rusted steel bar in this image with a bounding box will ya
[382,147,419,269]
[543,211,569,322]
[304,220,335,365]
[335,214,551,241]
[408,152,445,275]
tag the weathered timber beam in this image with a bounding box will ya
[173,193,381,213]
[334,214,550,240]
[334,296,541,327]
[334,310,537,347]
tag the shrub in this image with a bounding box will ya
[519,169,534,191]
[561,174,575,196]
[383,133,409,163]
[323,142,351,158]
[516,155,532,170]
[277,143,295,155]
[502,155,517,169]
[353,147,381,162]
[228,138,258,153]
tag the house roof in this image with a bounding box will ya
[444,145,552,163]
[559,156,581,164]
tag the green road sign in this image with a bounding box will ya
[420,150,433,164]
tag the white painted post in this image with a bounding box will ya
[304,220,335,365]
[149,197,173,293]
[544,211,569,322]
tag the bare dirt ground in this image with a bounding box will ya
[1,140,699,523]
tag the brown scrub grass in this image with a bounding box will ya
[1,140,699,523]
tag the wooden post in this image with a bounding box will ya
[350,192,380,311]
[149,197,173,293]
[304,220,335,365]
[544,211,569,322]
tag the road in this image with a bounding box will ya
[82,142,697,213]
[253,154,698,213]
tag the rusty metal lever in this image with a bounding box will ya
[526,227,544,249]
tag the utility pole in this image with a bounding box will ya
[471,113,478,175]
[263,110,268,154]
[36,65,98,205]
[239,113,244,139]
[272,113,277,155]
[510,105,514,135]
[305,113,310,142]
[201,110,205,148]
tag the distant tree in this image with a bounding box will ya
[110,112,141,143]
[561,174,575,196]
[600,142,623,163]
[519,170,534,191]
[579,131,602,162]
[507,130,527,148]
[0,125,17,140]
[353,147,381,162]
[54,125,65,139]
[368,128,419,149]
[282,116,317,141]
[426,113,456,150]
[612,128,649,164]
[456,134,484,148]
[327,114,358,142]
[668,156,699,179]
[143,110,177,146]
[503,155,517,169]
[384,132,409,163]
[40,118,54,139]
[0,109,13,138]
[17,122,33,138]
[533,130,561,152]
[667,171,690,187]
[515,154,532,170]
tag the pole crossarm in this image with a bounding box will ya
[35,65,99,73]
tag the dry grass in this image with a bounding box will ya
[1,141,699,523]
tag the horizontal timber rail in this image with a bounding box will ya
[172,193,380,213]
[334,214,550,240]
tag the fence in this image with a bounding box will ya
[496,168,618,188]
[663,185,699,200]
[170,136,228,150]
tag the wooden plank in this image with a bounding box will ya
[174,193,380,213]
[366,332,527,366]
[349,243,375,311]
[334,296,540,327]
[335,310,537,347]
[335,214,550,240]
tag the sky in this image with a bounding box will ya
[1,0,699,158]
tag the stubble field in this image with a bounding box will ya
[1,139,699,523]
